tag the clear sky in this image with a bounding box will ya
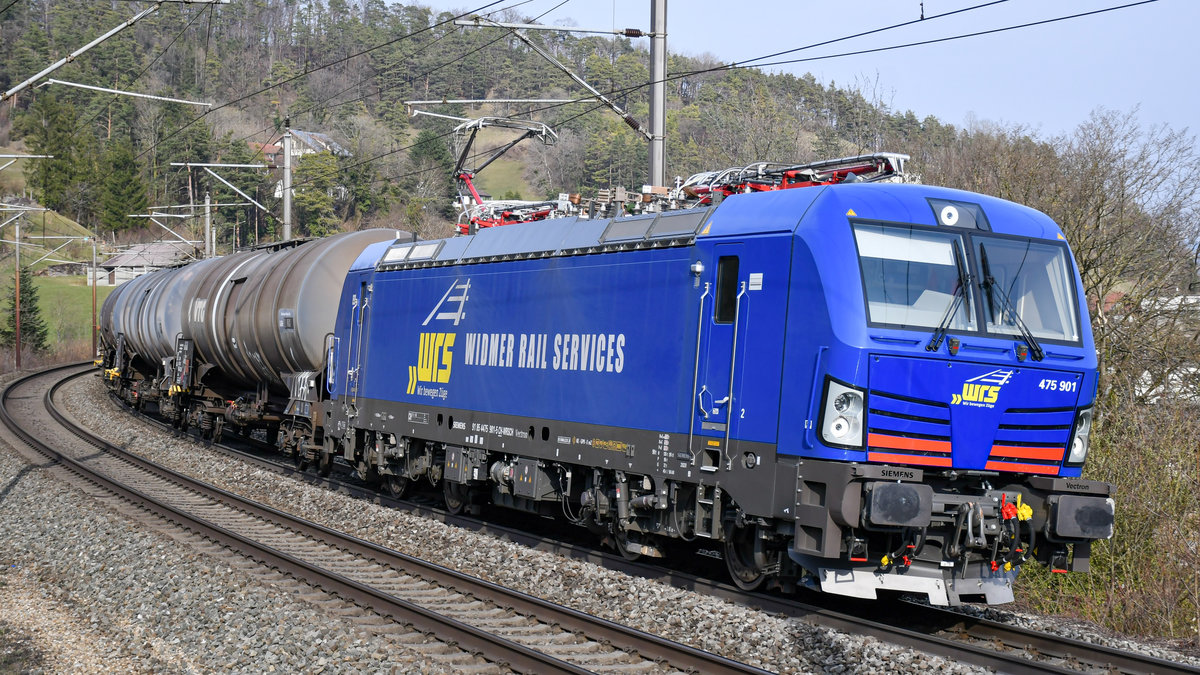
[419,0,1195,139]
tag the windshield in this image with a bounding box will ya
[977,237,1079,342]
[853,223,973,331]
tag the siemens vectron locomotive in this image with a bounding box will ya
[100,177,1114,606]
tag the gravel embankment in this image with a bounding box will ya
[0,377,481,674]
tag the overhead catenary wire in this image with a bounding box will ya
[262,0,573,192]
[720,0,1160,74]
[463,0,1159,130]
[65,0,1161,222]
[143,0,531,202]
[70,3,212,142]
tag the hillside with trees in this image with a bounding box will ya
[2,0,1198,641]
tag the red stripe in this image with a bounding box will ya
[990,445,1065,461]
[868,452,952,467]
[867,433,951,454]
[985,460,1060,475]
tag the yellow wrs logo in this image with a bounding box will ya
[953,383,999,405]
[407,332,454,394]
[951,369,1014,407]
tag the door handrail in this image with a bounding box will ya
[687,282,710,464]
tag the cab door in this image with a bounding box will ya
[344,280,373,411]
[693,242,746,470]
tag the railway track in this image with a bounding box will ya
[61,364,1200,674]
[4,364,767,675]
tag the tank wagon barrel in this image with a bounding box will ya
[99,229,402,417]
[183,229,398,392]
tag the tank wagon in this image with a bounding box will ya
[100,182,1114,606]
[100,229,400,435]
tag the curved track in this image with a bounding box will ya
[50,364,1200,674]
[4,364,767,675]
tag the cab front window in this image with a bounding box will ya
[976,236,1079,342]
[853,223,973,331]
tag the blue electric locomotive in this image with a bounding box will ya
[319,182,1114,605]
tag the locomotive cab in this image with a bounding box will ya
[770,184,1114,604]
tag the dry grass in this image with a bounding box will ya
[1017,397,1200,642]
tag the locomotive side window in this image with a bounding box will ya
[714,256,739,323]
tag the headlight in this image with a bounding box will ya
[821,378,865,448]
[1065,407,1092,466]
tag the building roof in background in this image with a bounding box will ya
[289,128,351,156]
[100,241,198,269]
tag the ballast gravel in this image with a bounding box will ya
[0,372,1191,673]
[0,377,476,674]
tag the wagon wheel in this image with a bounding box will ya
[384,474,410,499]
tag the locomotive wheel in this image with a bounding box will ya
[724,523,770,591]
[442,481,470,515]
[613,528,643,562]
[384,475,410,499]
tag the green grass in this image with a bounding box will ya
[0,143,30,197]
[0,275,114,346]
[35,277,114,343]
[0,206,108,348]
[466,126,536,200]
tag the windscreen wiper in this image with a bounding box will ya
[927,245,970,353]
[979,243,1044,361]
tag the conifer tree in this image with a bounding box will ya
[0,266,50,356]
[100,141,148,232]
[293,152,341,238]
[17,93,77,213]
[406,129,455,218]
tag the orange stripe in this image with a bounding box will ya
[990,445,1065,461]
[868,433,951,454]
[868,452,952,467]
[985,460,1060,475]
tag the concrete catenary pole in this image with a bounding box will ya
[648,0,667,188]
[282,123,293,241]
[204,192,213,258]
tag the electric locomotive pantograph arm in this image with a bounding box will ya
[441,115,560,234]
